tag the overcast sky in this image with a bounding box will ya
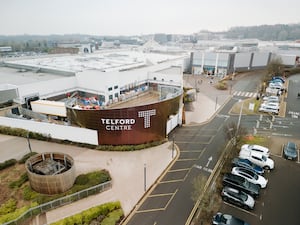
[1,0,300,36]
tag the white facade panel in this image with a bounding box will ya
[234,53,252,68]
[276,54,296,66]
[18,77,77,103]
[252,52,270,67]
[0,117,98,145]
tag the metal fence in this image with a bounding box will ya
[3,180,112,225]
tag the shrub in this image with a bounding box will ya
[100,209,124,225]
[0,199,17,216]
[50,202,122,225]
[23,185,39,201]
[9,173,28,188]
[18,152,38,164]
[0,159,17,170]
[216,81,228,90]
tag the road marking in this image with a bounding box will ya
[149,192,175,198]
[271,133,293,137]
[223,201,259,217]
[206,156,213,167]
[159,179,184,184]
[177,158,198,162]
[168,168,190,173]
[136,189,179,213]
[194,164,213,173]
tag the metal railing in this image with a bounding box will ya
[3,180,112,225]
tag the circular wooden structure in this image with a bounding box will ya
[25,152,76,194]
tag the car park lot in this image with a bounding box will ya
[218,137,300,225]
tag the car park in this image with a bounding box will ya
[222,173,260,198]
[231,167,268,188]
[232,158,264,175]
[241,144,270,158]
[212,212,250,225]
[239,149,274,170]
[221,186,255,210]
[283,141,298,160]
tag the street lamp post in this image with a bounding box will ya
[26,132,32,153]
[144,163,147,192]
[172,137,175,158]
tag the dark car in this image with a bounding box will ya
[222,173,260,198]
[283,142,298,160]
[212,212,250,225]
[232,158,264,175]
[221,186,255,210]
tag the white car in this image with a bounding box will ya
[241,144,270,157]
[260,102,279,109]
[258,105,279,115]
[231,167,268,188]
[239,149,274,170]
[269,82,283,90]
[262,95,280,103]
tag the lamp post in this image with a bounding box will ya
[172,136,175,158]
[144,163,147,192]
[26,132,32,153]
[234,99,244,146]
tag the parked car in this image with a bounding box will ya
[271,76,285,83]
[232,158,264,175]
[212,212,250,225]
[231,167,268,188]
[269,82,283,90]
[283,141,298,160]
[239,149,274,170]
[222,173,260,198]
[221,186,255,210]
[262,95,280,103]
[258,104,279,115]
[241,144,270,158]
[260,101,280,109]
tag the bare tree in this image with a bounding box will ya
[223,122,248,146]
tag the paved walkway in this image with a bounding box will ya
[0,75,232,224]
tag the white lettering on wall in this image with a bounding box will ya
[101,109,156,131]
[138,109,156,128]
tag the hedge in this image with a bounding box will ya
[50,202,123,225]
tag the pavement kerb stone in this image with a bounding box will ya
[121,143,180,225]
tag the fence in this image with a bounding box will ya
[3,181,112,225]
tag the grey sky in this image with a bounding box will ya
[1,0,300,36]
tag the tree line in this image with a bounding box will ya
[225,23,300,41]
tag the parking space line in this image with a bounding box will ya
[168,168,190,173]
[159,179,184,184]
[177,158,198,162]
[180,150,203,152]
[175,141,210,144]
[223,201,259,217]
[149,192,175,198]
[136,189,179,214]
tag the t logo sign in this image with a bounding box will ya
[138,109,156,128]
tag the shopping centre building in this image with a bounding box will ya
[0,50,185,145]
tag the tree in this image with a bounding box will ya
[223,122,247,147]
[191,175,207,203]
[265,57,284,82]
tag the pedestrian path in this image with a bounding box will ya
[232,90,257,98]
